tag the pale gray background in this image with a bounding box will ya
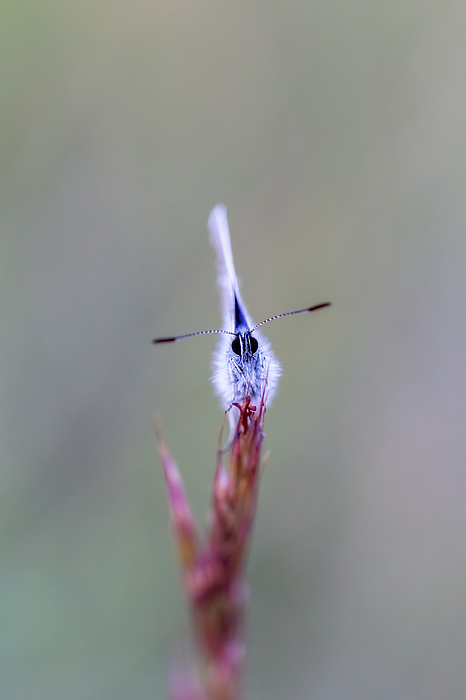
[1,2,466,698]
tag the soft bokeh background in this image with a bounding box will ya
[2,2,466,698]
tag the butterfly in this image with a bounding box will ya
[154,205,330,446]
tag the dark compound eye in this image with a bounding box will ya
[231,337,241,355]
[231,335,259,355]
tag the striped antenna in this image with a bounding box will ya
[153,303,331,343]
[251,302,331,332]
[153,328,236,344]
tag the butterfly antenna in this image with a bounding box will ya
[251,302,331,332]
[153,328,236,344]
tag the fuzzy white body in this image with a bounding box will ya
[208,205,281,415]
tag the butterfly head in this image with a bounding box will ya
[231,332,259,357]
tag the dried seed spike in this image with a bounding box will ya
[153,415,199,570]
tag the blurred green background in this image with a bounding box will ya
[2,1,466,698]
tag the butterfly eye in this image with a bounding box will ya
[250,336,258,354]
[231,337,241,355]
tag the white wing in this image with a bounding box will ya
[208,204,281,416]
[208,205,253,331]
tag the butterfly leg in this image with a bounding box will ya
[219,403,240,453]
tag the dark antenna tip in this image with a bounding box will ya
[153,337,177,344]
[307,302,331,312]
